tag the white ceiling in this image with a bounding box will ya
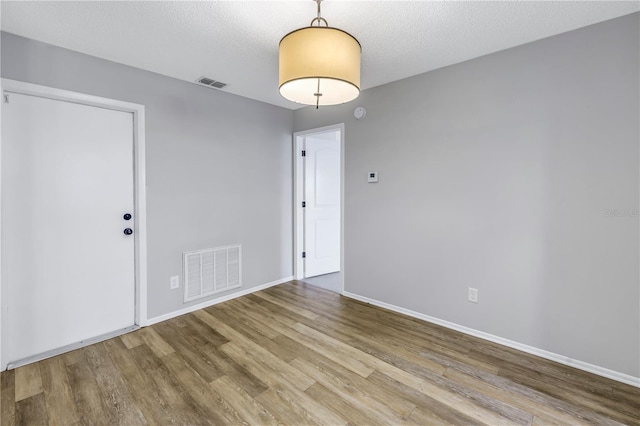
[1,1,638,109]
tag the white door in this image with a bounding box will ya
[2,92,136,367]
[304,132,340,277]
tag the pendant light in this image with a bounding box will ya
[279,0,361,108]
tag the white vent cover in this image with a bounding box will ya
[184,244,241,302]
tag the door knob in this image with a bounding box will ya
[124,228,133,235]
[123,213,132,220]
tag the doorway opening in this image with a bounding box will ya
[294,124,344,294]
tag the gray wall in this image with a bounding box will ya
[1,32,294,319]
[295,13,640,377]
[3,12,639,378]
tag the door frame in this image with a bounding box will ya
[0,79,148,369]
[293,123,345,293]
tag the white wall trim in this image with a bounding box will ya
[0,79,149,367]
[293,123,345,293]
[342,291,640,388]
[293,133,305,281]
[145,276,294,326]
[134,107,149,327]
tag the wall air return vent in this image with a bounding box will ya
[183,244,242,302]
[196,76,228,89]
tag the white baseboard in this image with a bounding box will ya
[342,291,640,388]
[145,276,293,326]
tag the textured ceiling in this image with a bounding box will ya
[1,1,638,109]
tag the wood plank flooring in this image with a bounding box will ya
[2,281,639,425]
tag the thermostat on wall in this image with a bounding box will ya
[368,171,379,183]
[354,106,367,120]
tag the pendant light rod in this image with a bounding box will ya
[314,0,323,109]
[315,78,321,109]
[311,0,328,27]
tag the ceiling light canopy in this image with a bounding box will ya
[279,0,361,108]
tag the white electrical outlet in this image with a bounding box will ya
[468,287,478,303]
[170,275,180,290]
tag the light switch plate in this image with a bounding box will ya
[368,171,379,183]
[170,275,180,290]
[468,287,478,303]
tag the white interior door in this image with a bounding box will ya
[2,92,136,367]
[304,132,341,277]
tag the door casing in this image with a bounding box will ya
[0,79,148,369]
[293,123,345,293]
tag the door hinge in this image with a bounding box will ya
[3,94,9,104]
[302,201,306,208]
[301,150,306,157]
[302,251,306,258]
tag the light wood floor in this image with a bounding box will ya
[2,281,639,425]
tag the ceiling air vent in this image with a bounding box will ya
[196,76,227,90]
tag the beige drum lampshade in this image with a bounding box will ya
[279,26,361,106]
